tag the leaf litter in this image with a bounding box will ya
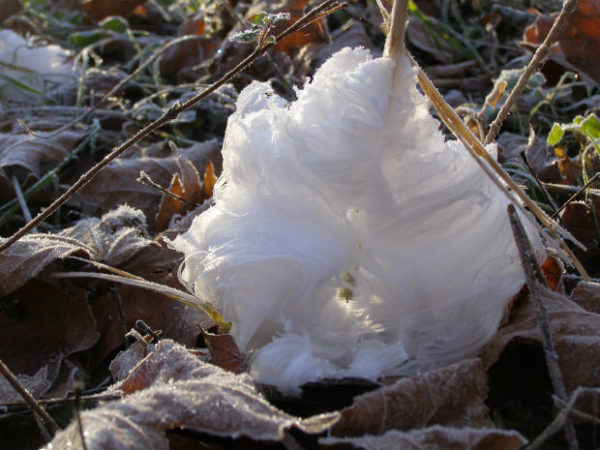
[0,0,600,448]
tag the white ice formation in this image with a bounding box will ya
[173,47,539,394]
[0,29,75,102]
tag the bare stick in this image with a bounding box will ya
[0,0,341,254]
[551,172,600,219]
[507,204,579,450]
[0,358,59,436]
[485,0,579,144]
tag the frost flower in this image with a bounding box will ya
[173,47,538,394]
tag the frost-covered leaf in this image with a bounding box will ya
[330,359,489,437]
[0,280,98,397]
[75,140,218,224]
[570,281,600,314]
[0,205,150,296]
[321,426,526,450]
[0,131,84,200]
[46,340,339,450]
[482,285,600,393]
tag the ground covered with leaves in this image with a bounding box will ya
[0,0,599,448]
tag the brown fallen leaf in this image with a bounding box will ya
[0,130,84,202]
[0,205,150,296]
[46,340,339,449]
[330,358,490,437]
[159,15,218,82]
[154,157,214,233]
[482,285,600,394]
[75,140,219,225]
[0,280,99,397]
[201,330,248,374]
[82,240,213,372]
[524,0,600,83]
[406,17,454,64]
[570,281,600,314]
[321,426,526,450]
[83,0,148,21]
[560,201,599,243]
[497,132,561,183]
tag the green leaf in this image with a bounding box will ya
[547,123,565,146]
[250,12,269,27]
[0,73,43,96]
[68,30,108,47]
[100,16,128,33]
[579,114,600,141]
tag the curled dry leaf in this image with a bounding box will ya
[0,280,99,398]
[75,140,219,224]
[560,200,600,243]
[330,359,490,437]
[46,340,339,450]
[482,285,600,394]
[201,330,248,374]
[0,130,84,202]
[154,157,216,233]
[0,205,150,296]
[321,426,526,450]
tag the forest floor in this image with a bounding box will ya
[0,0,599,448]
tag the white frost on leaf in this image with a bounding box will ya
[173,47,540,393]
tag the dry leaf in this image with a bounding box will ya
[0,366,50,402]
[83,0,148,21]
[406,17,454,64]
[482,285,600,393]
[0,205,150,296]
[0,131,83,202]
[46,340,338,450]
[570,281,600,314]
[560,201,599,243]
[496,132,561,182]
[154,156,207,233]
[321,426,526,450]
[75,140,219,224]
[0,280,98,396]
[159,16,218,81]
[524,0,600,83]
[330,359,490,437]
[83,241,213,371]
[201,330,248,374]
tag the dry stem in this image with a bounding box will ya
[485,0,580,144]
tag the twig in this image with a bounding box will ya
[544,182,600,197]
[383,0,408,58]
[528,387,600,449]
[0,0,342,254]
[551,172,600,219]
[485,0,579,144]
[0,392,122,414]
[0,358,59,436]
[507,204,580,450]
[137,171,199,207]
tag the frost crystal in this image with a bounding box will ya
[173,47,538,394]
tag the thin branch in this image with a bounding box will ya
[507,204,579,450]
[383,0,408,59]
[0,0,342,254]
[485,0,579,144]
[0,358,59,437]
[551,172,600,219]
